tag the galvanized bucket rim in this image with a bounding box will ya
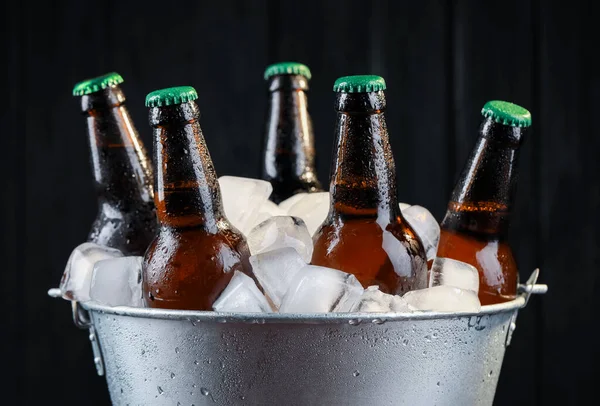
[79,269,546,325]
[81,294,524,325]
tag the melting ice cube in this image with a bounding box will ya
[247,216,313,262]
[402,285,481,313]
[213,271,272,313]
[286,192,330,236]
[218,176,273,234]
[279,265,364,313]
[429,257,480,293]
[59,243,123,301]
[249,200,287,231]
[351,286,412,313]
[401,205,440,261]
[278,193,309,213]
[90,256,144,307]
[249,247,307,309]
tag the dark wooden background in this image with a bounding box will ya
[3,0,598,404]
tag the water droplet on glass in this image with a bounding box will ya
[175,347,180,354]
[171,372,175,379]
[372,318,384,325]
[488,370,493,377]
[348,319,361,326]
[437,381,441,387]
[240,396,246,400]
[201,388,210,396]
[353,370,360,377]
[141,349,145,355]
[157,386,164,395]
[194,360,199,365]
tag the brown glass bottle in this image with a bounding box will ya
[437,100,531,305]
[142,86,254,310]
[262,62,322,203]
[311,75,427,295]
[73,72,156,256]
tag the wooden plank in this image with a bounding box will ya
[539,1,599,404]
[378,0,451,219]
[451,1,540,405]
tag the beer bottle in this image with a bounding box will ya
[311,75,427,295]
[262,62,322,203]
[142,86,254,310]
[436,100,531,305]
[73,72,156,256]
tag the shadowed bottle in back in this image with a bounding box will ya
[262,62,322,203]
[142,86,254,310]
[73,72,156,256]
[311,75,427,295]
[436,101,531,305]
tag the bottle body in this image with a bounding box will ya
[311,87,427,295]
[142,93,253,310]
[437,116,526,305]
[262,74,322,203]
[81,85,156,255]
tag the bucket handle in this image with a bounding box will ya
[72,301,105,376]
[506,268,548,347]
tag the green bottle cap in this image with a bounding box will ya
[481,100,532,128]
[72,72,124,96]
[333,75,386,93]
[145,86,198,108]
[264,62,312,80]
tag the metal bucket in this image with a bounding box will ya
[59,270,546,406]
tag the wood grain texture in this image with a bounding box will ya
[3,0,596,404]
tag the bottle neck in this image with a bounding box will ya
[328,91,399,222]
[81,86,154,210]
[442,118,526,237]
[262,75,320,190]
[150,101,225,231]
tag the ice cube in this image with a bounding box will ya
[401,205,440,261]
[250,200,287,231]
[90,256,144,307]
[286,192,330,236]
[279,265,364,313]
[399,202,411,211]
[213,271,272,313]
[402,286,481,313]
[218,176,273,234]
[249,247,307,309]
[278,193,309,213]
[351,286,412,313]
[247,216,313,262]
[429,257,479,293]
[59,243,124,301]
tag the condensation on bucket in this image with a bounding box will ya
[88,303,513,406]
[60,270,545,406]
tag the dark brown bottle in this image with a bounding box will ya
[262,62,322,203]
[437,100,531,305]
[73,72,156,256]
[142,86,254,310]
[311,75,427,295]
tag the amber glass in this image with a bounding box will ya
[311,91,427,295]
[437,118,526,305]
[262,74,322,203]
[142,100,253,310]
[80,86,156,255]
